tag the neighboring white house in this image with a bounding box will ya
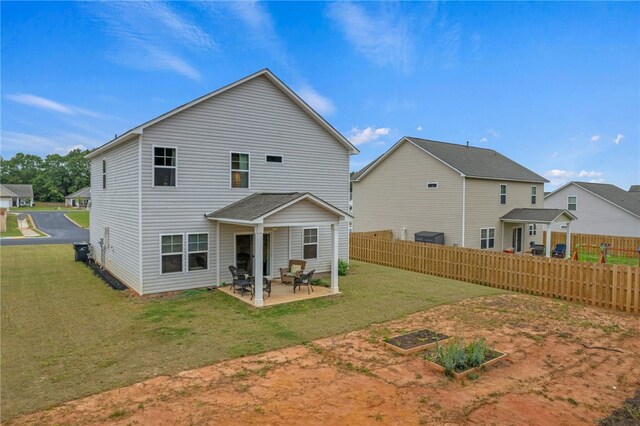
[65,187,91,207]
[86,69,358,305]
[352,138,576,256]
[0,184,34,207]
[545,182,640,237]
[0,185,17,208]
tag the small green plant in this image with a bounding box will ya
[338,259,349,276]
[466,338,488,367]
[254,405,265,414]
[431,338,491,374]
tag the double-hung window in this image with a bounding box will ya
[568,196,577,211]
[154,147,177,186]
[161,235,183,273]
[500,184,507,205]
[303,228,318,259]
[102,159,107,189]
[531,186,537,205]
[231,153,249,188]
[529,224,537,236]
[480,228,495,249]
[188,233,208,271]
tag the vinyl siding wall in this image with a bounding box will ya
[545,185,640,237]
[138,75,350,293]
[89,140,142,293]
[352,141,464,245]
[464,179,544,250]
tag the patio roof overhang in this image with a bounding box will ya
[499,208,577,224]
[204,192,351,226]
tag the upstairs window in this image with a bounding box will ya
[266,155,283,164]
[102,159,107,189]
[161,234,183,274]
[480,227,495,249]
[500,184,507,205]
[154,147,177,187]
[303,228,318,259]
[231,153,249,188]
[568,196,577,211]
[531,186,537,205]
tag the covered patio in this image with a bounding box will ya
[500,208,577,257]
[206,192,350,307]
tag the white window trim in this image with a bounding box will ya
[567,195,577,211]
[480,227,495,250]
[499,184,507,205]
[531,186,537,205]
[159,233,184,275]
[230,151,250,189]
[302,227,319,260]
[187,232,210,272]
[152,145,178,188]
[426,182,439,189]
[529,224,537,236]
[265,154,284,164]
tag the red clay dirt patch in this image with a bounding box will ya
[13,294,640,425]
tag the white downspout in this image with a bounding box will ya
[461,175,466,247]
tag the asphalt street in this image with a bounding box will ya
[1,211,89,246]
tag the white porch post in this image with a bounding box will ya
[545,224,552,257]
[253,224,264,307]
[331,223,339,293]
[565,221,572,259]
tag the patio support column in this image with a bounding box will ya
[545,224,552,257]
[253,224,264,307]
[565,221,572,259]
[331,223,339,293]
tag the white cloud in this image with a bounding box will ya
[1,131,101,157]
[614,133,624,145]
[590,134,601,142]
[347,126,390,146]
[326,2,415,71]
[416,126,422,131]
[578,170,603,178]
[479,137,488,143]
[544,169,605,187]
[297,85,336,115]
[487,129,500,138]
[7,93,105,118]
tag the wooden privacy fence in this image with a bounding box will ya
[544,231,640,258]
[350,233,640,315]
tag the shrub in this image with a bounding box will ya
[466,338,488,367]
[338,259,349,276]
[432,338,490,374]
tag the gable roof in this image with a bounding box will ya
[87,69,358,159]
[500,208,577,223]
[0,185,19,198]
[351,137,547,183]
[65,187,91,199]
[206,192,350,223]
[546,181,640,219]
[2,184,33,198]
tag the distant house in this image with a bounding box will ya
[544,182,640,237]
[0,186,17,208]
[85,69,357,303]
[352,137,576,256]
[0,184,33,207]
[65,187,91,208]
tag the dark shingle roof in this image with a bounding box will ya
[2,184,33,198]
[572,182,640,217]
[500,208,575,223]
[0,185,18,198]
[629,185,640,193]
[65,187,91,199]
[352,138,547,183]
[206,193,307,221]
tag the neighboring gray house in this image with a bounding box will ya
[86,69,358,305]
[65,187,91,207]
[352,138,576,256]
[0,184,33,207]
[545,182,640,237]
[0,185,17,208]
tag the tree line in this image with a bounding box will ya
[0,149,91,202]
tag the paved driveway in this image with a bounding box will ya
[1,212,89,246]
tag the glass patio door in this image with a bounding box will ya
[235,234,271,276]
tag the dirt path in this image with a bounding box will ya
[14,294,640,425]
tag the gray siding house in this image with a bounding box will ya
[0,184,34,207]
[65,186,91,207]
[86,69,358,305]
[545,182,640,237]
[352,138,575,255]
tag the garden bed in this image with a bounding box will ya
[425,347,508,380]
[382,328,451,355]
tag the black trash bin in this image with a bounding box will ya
[73,242,89,262]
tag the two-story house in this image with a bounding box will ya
[86,69,358,305]
[544,182,640,237]
[352,137,575,256]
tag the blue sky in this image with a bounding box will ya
[2,1,639,190]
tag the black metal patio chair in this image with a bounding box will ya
[293,269,315,295]
[228,265,251,296]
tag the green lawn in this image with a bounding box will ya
[577,252,639,267]
[0,214,22,238]
[65,210,89,228]
[0,245,504,420]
